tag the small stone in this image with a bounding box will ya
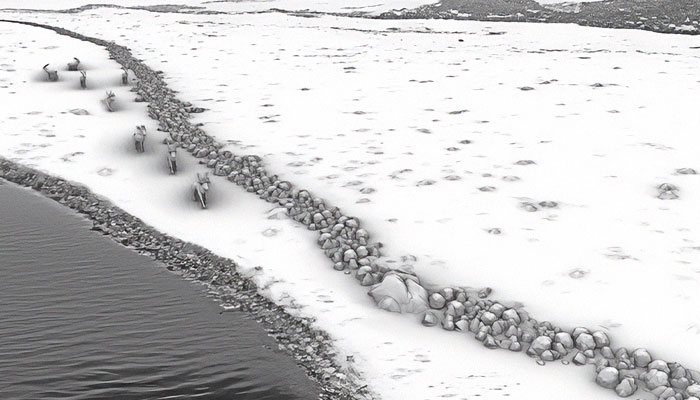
[592,331,610,348]
[649,360,670,374]
[446,301,466,318]
[69,108,89,115]
[572,327,590,339]
[429,293,446,309]
[515,159,536,165]
[343,249,357,262]
[615,377,638,397]
[601,346,614,359]
[575,333,596,351]
[644,369,670,389]
[483,335,498,349]
[422,312,438,327]
[455,319,469,332]
[528,336,552,356]
[632,348,652,368]
[687,385,700,397]
[676,168,696,175]
[572,351,588,365]
[509,341,522,352]
[520,202,538,212]
[596,367,620,389]
[501,308,521,324]
[554,332,574,349]
[541,350,556,361]
[489,303,505,318]
[442,316,455,331]
[480,311,497,326]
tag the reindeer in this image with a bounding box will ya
[104,91,116,112]
[43,64,58,81]
[67,57,80,71]
[166,143,177,174]
[79,70,87,89]
[133,125,146,153]
[121,67,129,85]
[192,173,210,209]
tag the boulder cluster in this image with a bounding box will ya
[10,20,699,400]
[419,286,700,398]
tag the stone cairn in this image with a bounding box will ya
[3,19,698,400]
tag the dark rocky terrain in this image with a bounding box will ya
[377,0,700,35]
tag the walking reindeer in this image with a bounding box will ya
[192,173,210,209]
[166,142,177,174]
[42,64,58,81]
[133,125,146,153]
[121,67,129,85]
[79,70,87,89]
[67,57,80,71]
[104,91,116,112]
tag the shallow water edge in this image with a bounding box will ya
[0,157,368,400]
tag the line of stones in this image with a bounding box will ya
[0,159,369,400]
[5,19,699,400]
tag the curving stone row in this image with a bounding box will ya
[5,19,698,400]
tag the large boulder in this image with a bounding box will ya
[369,272,428,314]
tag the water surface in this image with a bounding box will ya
[0,182,319,399]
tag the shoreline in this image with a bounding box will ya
[0,158,369,400]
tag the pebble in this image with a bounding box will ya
[615,377,638,397]
[429,293,446,309]
[632,348,652,368]
[596,367,620,389]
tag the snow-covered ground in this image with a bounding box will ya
[1,4,699,400]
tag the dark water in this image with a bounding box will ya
[0,182,319,400]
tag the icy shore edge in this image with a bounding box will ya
[0,158,369,400]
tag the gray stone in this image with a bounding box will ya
[688,385,700,397]
[429,293,446,309]
[644,369,670,389]
[592,331,610,348]
[529,336,552,356]
[649,359,670,374]
[489,303,506,318]
[480,311,497,326]
[596,367,620,389]
[446,301,466,318]
[509,341,522,352]
[554,332,574,349]
[502,308,521,324]
[575,333,596,351]
[422,312,438,327]
[572,351,588,366]
[455,319,469,332]
[601,346,614,359]
[632,348,652,368]
[615,377,638,397]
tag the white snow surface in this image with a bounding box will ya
[1,5,700,400]
[0,0,438,15]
